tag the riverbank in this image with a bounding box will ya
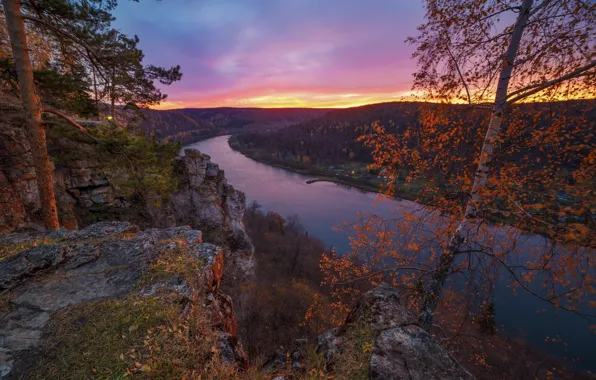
[228,136,413,196]
[185,135,596,372]
[228,136,582,240]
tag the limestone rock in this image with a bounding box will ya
[262,348,287,372]
[191,243,225,289]
[0,109,254,281]
[0,221,246,379]
[217,332,248,368]
[150,149,255,279]
[318,284,474,380]
[291,339,308,372]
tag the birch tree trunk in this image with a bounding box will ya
[418,0,534,332]
[2,0,59,230]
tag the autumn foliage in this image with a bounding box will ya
[317,0,596,372]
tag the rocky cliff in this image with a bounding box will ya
[0,97,253,279]
[0,221,247,378]
[0,98,473,379]
[0,223,473,379]
[148,149,254,279]
[259,285,473,379]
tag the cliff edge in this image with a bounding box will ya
[0,221,246,379]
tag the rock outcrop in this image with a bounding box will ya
[0,221,246,379]
[318,284,474,380]
[0,99,116,231]
[148,149,254,279]
[0,98,253,278]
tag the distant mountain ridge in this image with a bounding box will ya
[139,107,331,144]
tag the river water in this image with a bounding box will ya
[184,135,595,370]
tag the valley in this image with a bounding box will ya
[139,107,330,144]
[1,0,594,378]
[185,134,596,372]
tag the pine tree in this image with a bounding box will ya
[1,0,182,229]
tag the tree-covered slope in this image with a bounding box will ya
[140,107,331,144]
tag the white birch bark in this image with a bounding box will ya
[419,0,535,331]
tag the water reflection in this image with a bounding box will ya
[183,135,595,370]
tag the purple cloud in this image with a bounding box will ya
[113,0,424,108]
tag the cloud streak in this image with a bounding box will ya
[114,0,424,108]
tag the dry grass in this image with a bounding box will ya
[27,240,238,379]
[0,236,59,262]
[0,291,14,314]
[297,326,374,380]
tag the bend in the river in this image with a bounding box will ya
[183,135,595,371]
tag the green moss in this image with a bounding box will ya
[49,119,180,214]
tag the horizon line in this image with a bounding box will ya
[148,96,595,111]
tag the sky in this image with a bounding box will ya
[113,0,425,109]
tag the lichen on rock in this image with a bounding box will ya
[0,221,247,379]
[318,284,474,380]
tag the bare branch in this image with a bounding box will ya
[478,5,521,22]
[506,60,596,104]
[42,108,99,144]
[446,44,472,104]
[507,194,555,228]
[529,0,551,17]
[333,266,433,286]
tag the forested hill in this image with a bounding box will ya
[231,101,474,165]
[139,107,330,144]
[231,100,595,167]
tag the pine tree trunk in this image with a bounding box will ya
[92,66,100,120]
[2,0,59,230]
[110,94,115,119]
[418,0,534,332]
[110,67,116,120]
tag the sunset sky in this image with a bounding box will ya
[113,0,424,109]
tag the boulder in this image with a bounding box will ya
[262,348,287,372]
[217,332,248,368]
[318,284,474,380]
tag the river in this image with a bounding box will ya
[184,135,595,371]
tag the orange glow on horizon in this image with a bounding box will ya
[150,90,426,110]
[150,89,594,110]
